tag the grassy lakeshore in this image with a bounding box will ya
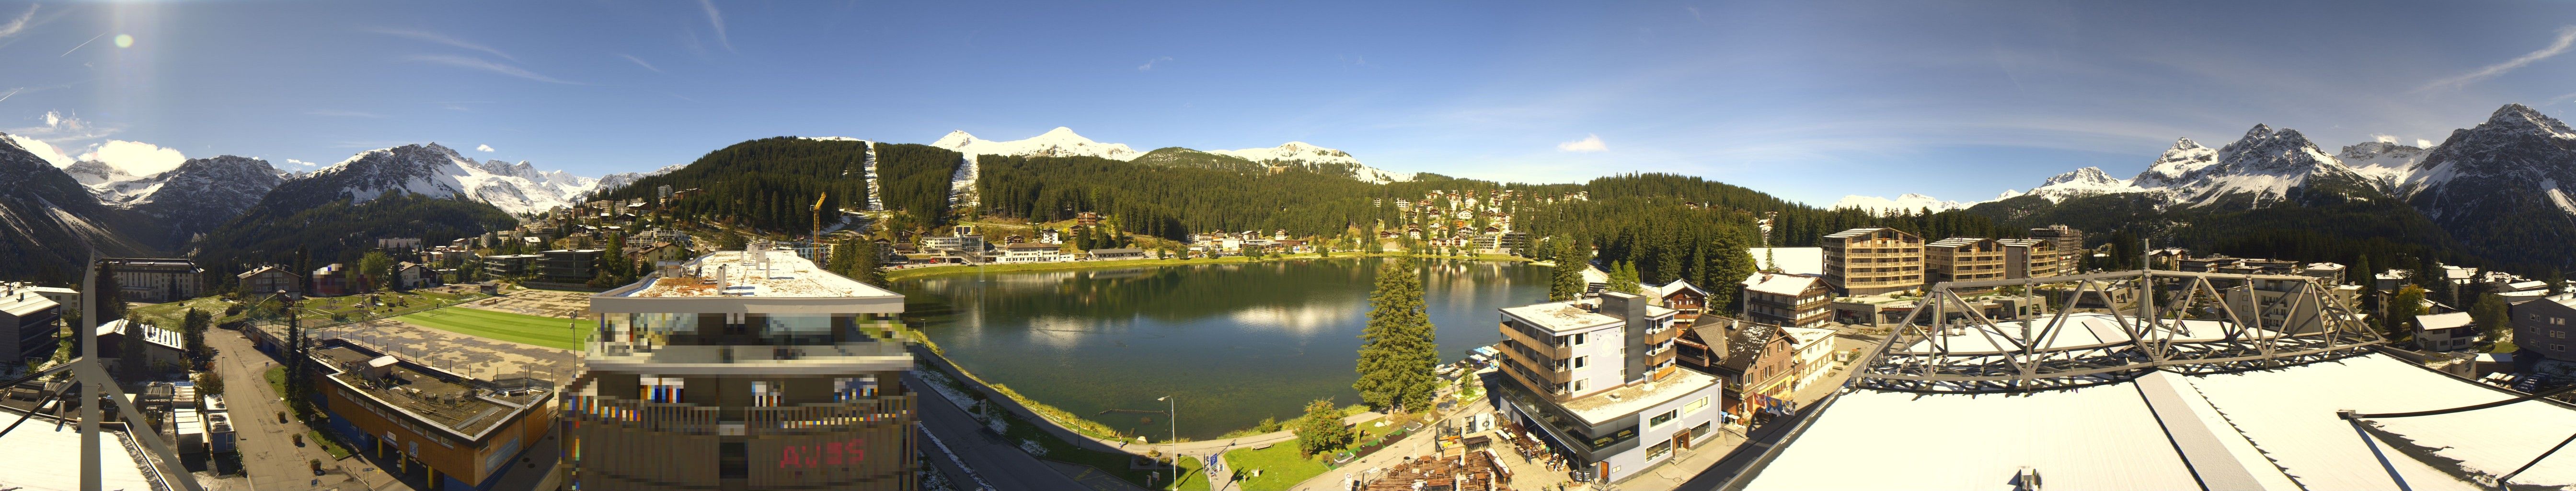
[883,251,1530,281]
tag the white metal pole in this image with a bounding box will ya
[80,257,100,491]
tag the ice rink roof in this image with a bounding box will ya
[0,411,160,491]
[1745,353,2576,490]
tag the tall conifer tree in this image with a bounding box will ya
[1354,258,1438,412]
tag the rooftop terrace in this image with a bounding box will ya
[610,248,898,299]
[315,343,548,441]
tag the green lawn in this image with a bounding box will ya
[1223,442,1331,491]
[395,307,595,351]
[130,289,485,328]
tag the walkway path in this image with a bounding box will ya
[204,328,394,491]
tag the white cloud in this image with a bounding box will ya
[1555,134,1608,152]
[409,55,582,84]
[77,140,187,175]
[2418,25,2576,92]
[44,110,58,128]
[475,144,495,152]
[2418,139,2435,148]
[285,159,318,167]
[370,27,516,61]
[0,4,35,40]
[2371,134,2398,144]
[1138,56,1173,71]
[698,0,733,52]
[618,53,663,73]
[4,134,74,167]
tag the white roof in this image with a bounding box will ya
[93,319,184,351]
[1652,280,1705,299]
[1557,367,1716,425]
[1747,247,1825,276]
[0,287,58,317]
[1500,301,1620,333]
[1581,264,1609,284]
[615,248,898,298]
[0,408,159,491]
[1747,353,2576,490]
[2507,280,2549,292]
[1740,272,1823,297]
[1782,326,1835,347]
[2415,312,2473,330]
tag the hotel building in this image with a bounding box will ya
[1495,292,1722,483]
[1819,228,1923,296]
[564,245,915,491]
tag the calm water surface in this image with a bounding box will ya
[894,257,1547,440]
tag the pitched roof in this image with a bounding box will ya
[2415,312,2473,330]
[1655,280,1707,298]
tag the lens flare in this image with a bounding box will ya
[112,34,133,48]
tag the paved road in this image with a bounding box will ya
[904,372,1092,491]
[204,328,388,491]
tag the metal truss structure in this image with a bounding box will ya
[1853,269,2385,393]
[0,257,205,491]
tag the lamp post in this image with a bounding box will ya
[1157,394,1176,491]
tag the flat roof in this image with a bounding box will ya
[0,408,160,491]
[1746,353,2576,490]
[1557,367,1717,425]
[1926,237,1991,248]
[1822,227,1889,238]
[0,288,58,317]
[315,344,546,441]
[2416,312,2473,330]
[611,248,898,299]
[1501,301,1621,333]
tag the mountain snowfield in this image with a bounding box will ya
[301,143,604,215]
[1835,104,2576,218]
[932,127,1145,161]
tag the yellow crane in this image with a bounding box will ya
[811,193,828,240]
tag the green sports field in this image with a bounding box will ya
[396,307,597,351]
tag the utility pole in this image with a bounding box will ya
[80,258,99,491]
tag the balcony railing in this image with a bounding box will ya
[570,395,913,435]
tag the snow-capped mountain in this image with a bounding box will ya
[2405,104,2576,224]
[932,127,1144,161]
[114,156,285,247]
[2336,141,2429,190]
[64,160,138,188]
[1209,141,1415,184]
[2154,124,2380,208]
[2001,166,2141,204]
[1829,193,1972,213]
[2133,138,2218,189]
[0,133,149,277]
[273,143,603,216]
[594,163,689,196]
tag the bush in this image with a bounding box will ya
[1292,398,1354,457]
[1254,417,1283,433]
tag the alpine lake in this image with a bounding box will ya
[893,257,1549,440]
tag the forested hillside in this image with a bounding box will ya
[593,138,962,234]
[1962,192,2470,276]
[195,193,516,282]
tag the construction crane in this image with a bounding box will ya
[811,193,828,240]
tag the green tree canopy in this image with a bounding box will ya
[1354,258,1439,413]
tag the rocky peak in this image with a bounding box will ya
[2337,141,2424,160]
[2135,137,2219,188]
[2043,166,2120,187]
[2214,124,2337,175]
[2479,103,2575,137]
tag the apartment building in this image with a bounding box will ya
[1495,292,1719,483]
[309,340,556,490]
[2414,312,2478,352]
[2026,225,2085,270]
[0,282,61,361]
[483,254,542,279]
[540,249,605,283]
[2512,292,2576,362]
[236,265,304,298]
[104,258,204,303]
[996,243,1065,263]
[1739,272,1829,328]
[1819,228,1923,296]
[1924,237,2008,287]
[1996,239,2060,279]
[566,246,916,490]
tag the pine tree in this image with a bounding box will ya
[1705,234,1756,315]
[1354,258,1438,412]
[2472,293,2510,345]
[1608,261,1643,295]
[1550,238,1586,302]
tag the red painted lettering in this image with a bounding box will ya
[846,439,865,464]
[779,446,799,468]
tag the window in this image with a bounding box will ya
[1573,333,1588,345]
[835,375,879,401]
[1572,379,1586,392]
[2556,317,2568,326]
[1646,440,1673,460]
[1649,409,1678,427]
[1573,356,1587,369]
[640,375,685,403]
[2556,332,2569,339]
[752,380,782,407]
[1689,421,1714,441]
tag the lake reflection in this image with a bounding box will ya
[895,257,1548,439]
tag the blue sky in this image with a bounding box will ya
[3,0,2575,205]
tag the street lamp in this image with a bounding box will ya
[1157,394,1176,491]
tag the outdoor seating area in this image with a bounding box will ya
[1356,450,1515,491]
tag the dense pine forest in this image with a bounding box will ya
[1963,192,2482,280]
[592,138,963,234]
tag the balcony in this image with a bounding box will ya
[1499,323,1572,360]
[569,394,914,436]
